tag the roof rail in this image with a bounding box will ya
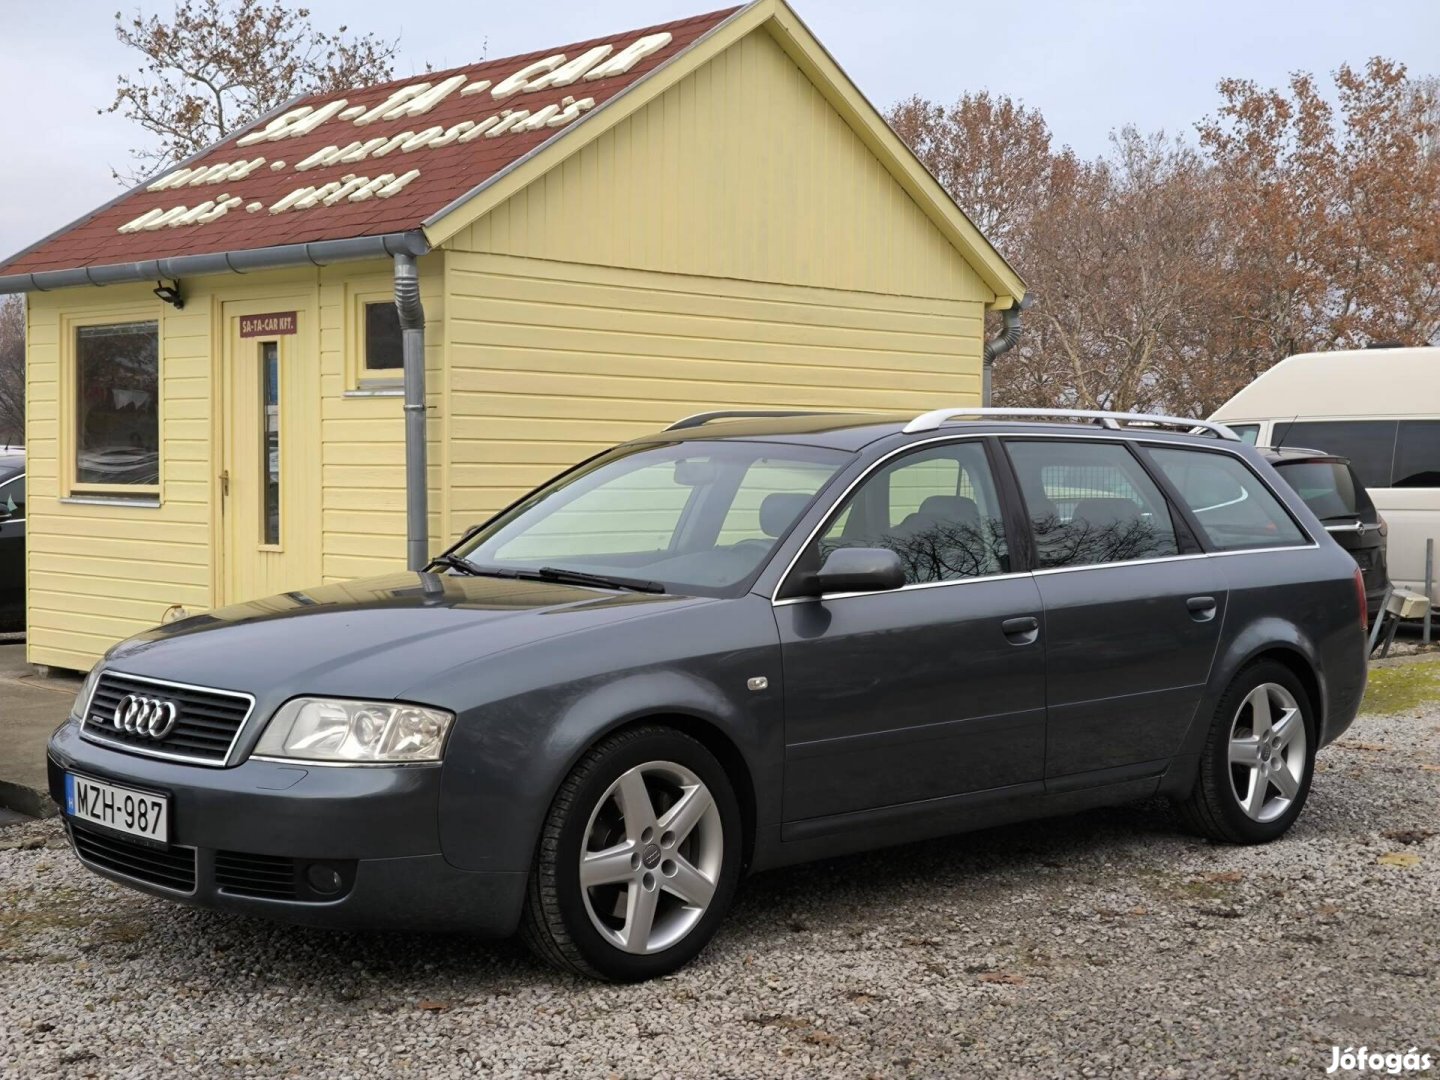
[902,407,1242,441]
[665,410,827,431]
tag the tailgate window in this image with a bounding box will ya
[1272,461,1364,521]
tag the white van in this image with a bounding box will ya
[1210,346,1440,605]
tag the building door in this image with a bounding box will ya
[220,301,321,604]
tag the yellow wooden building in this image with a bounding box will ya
[0,0,1025,671]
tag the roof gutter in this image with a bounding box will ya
[0,230,431,294]
[981,294,1033,406]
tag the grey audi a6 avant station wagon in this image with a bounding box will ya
[48,408,1369,981]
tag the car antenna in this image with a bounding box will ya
[1275,414,1299,449]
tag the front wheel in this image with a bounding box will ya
[1177,661,1316,844]
[521,725,742,981]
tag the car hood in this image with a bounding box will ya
[103,571,715,700]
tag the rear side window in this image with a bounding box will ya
[1227,424,1260,445]
[1274,420,1396,490]
[1271,461,1364,521]
[1148,448,1307,551]
[1393,420,1440,488]
[1005,441,1179,568]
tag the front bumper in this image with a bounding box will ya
[47,720,526,935]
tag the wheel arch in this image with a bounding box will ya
[569,710,760,874]
[1248,646,1324,734]
[1177,622,1328,765]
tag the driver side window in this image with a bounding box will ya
[817,442,1009,585]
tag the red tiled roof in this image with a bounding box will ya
[0,7,740,278]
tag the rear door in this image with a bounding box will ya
[1002,439,1226,780]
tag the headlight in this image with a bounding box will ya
[73,666,102,721]
[253,698,454,764]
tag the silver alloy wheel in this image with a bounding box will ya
[578,760,724,955]
[1227,682,1307,823]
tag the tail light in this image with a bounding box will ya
[1377,514,1388,538]
[1354,566,1368,631]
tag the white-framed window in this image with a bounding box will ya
[349,284,404,388]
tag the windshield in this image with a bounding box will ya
[1272,460,1366,521]
[453,441,850,596]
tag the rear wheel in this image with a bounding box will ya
[1177,661,1316,844]
[521,725,741,981]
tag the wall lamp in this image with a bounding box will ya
[153,279,184,309]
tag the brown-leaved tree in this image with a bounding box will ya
[105,0,400,184]
[890,60,1440,417]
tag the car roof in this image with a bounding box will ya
[627,410,1250,453]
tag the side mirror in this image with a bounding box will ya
[808,547,905,596]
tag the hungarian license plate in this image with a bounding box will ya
[65,773,169,845]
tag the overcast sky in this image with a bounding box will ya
[2,0,1438,259]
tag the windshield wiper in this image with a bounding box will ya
[425,552,486,576]
[536,566,666,594]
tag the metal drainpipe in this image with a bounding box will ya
[393,253,428,572]
[981,295,1032,406]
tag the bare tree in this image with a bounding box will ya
[1014,129,1226,412]
[0,295,23,446]
[887,91,1063,252]
[105,0,400,184]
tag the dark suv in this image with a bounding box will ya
[47,409,1368,981]
[1260,447,1389,621]
[0,447,23,629]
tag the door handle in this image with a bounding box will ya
[1186,596,1217,621]
[1001,616,1040,644]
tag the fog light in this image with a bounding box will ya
[306,863,343,895]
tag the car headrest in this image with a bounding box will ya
[1071,497,1142,529]
[1025,494,1060,523]
[759,492,812,538]
[915,495,980,527]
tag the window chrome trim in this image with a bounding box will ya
[248,754,442,769]
[1030,552,1208,577]
[1207,543,1319,557]
[78,669,256,768]
[773,570,1033,607]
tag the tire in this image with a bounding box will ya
[1177,660,1317,844]
[521,725,742,981]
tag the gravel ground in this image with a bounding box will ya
[3,672,1439,1079]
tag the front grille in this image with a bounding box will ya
[82,671,254,765]
[215,851,298,900]
[69,823,196,893]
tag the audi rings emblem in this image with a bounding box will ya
[112,694,180,739]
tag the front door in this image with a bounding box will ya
[221,302,320,604]
[776,439,1047,823]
